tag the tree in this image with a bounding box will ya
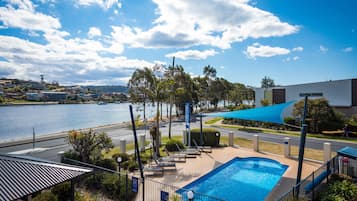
[261,76,275,88]
[67,129,113,163]
[203,65,217,79]
[228,83,253,106]
[128,67,155,122]
[293,98,344,133]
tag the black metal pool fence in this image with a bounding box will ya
[277,155,343,201]
[62,157,224,201]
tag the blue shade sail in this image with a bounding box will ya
[205,101,296,125]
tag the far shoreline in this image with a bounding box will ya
[0,121,130,148]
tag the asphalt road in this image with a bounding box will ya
[1,119,356,161]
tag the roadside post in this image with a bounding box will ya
[185,102,191,147]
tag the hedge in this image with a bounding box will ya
[189,128,220,146]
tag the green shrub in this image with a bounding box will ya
[127,160,139,172]
[102,173,119,198]
[190,128,220,146]
[84,172,105,189]
[63,150,81,161]
[51,182,71,201]
[319,174,357,201]
[32,191,58,201]
[165,139,184,151]
[114,176,137,201]
[95,158,117,171]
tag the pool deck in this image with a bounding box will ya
[141,146,321,201]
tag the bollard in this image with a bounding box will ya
[120,139,126,153]
[57,151,65,162]
[323,142,331,162]
[183,131,187,146]
[284,137,291,158]
[139,135,145,152]
[229,131,234,147]
[253,135,259,152]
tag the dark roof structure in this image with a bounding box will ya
[0,154,92,201]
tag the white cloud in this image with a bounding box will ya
[77,0,122,10]
[110,0,298,50]
[0,4,61,35]
[293,56,299,61]
[320,45,328,53]
[343,47,353,52]
[292,46,303,52]
[0,1,153,85]
[165,49,218,60]
[244,43,290,59]
[88,27,102,38]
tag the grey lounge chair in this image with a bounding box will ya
[193,139,212,153]
[164,147,186,162]
[175,144,201,156]
[154,158,176,170]
[143,165,164,176]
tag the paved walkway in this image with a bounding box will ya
[136,146,321,201]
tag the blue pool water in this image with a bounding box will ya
[178,157,288,201]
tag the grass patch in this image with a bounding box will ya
[220,135,332,161]
[216,124,357,143]
[205,117,223,125]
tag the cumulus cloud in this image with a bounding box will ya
[165,49,218,60]
[0,1,61,35]
[110,0,298,50]
[293,56,299,61]
[292,46,303,52]
[343,47,353,52]
[0,1,153,85]
[320,45,328,53]
[88,27,102,38]
[244,43,290,59]
[77,0,122,10]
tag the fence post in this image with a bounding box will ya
[284,137,291,158]
[120,139,126,153]
[229,131,234,147]
[139,135,146,152]
[253,135,259,152]
[57,151,64,162]
[323,142,331,163]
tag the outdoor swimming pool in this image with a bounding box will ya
[178,157,288,201]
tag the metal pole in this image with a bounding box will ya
[129,105,145,201]
[295,95,308,197]
[32,127,35,150]
[125,173,128,201]
[70,179,75,201]
[200,114,203,145]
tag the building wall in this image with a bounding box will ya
[255,79,352,107]
[285,79,352,107]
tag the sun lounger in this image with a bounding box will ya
[193,139,212,153]
[143,165,164,176]
[154,158,176,171]
[164,147,186,162]
[175,144,201,156]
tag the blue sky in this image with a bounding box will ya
[0,0,356,87]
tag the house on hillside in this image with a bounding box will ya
[41,91,67,101]
[254,78,357,116]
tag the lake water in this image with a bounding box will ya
[0,103,163,141]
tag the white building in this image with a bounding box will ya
[254,79,357,116]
